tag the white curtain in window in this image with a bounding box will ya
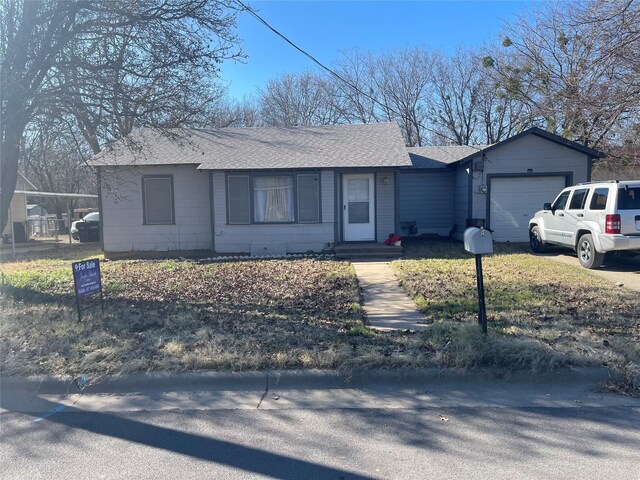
[254,176,294,222]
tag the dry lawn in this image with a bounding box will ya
[392,238,640,386]
[1,240,639,386]
[0,246,372,376]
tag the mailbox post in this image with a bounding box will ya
[463,227,494,335]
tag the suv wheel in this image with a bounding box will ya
[529,226,546,253]
[577,234,604,269]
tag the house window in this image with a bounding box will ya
[297,174,320,223]
[142,176,174,225]
[226,173,320,224]
[227,175,251,224]
[254,176,294,223]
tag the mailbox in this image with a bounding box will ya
[464,227,493,255]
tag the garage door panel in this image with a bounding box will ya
[490,176,566,242]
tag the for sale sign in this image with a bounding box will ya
[72,258,102,297]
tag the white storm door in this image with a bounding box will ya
[343,173,375,241]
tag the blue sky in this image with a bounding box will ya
[220,0,537,100]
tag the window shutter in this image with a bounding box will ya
[143,177,174,225]
[297,174,320,223]
[228,175,250,224]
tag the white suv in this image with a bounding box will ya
[529,180,640,268]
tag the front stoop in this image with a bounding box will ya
[334,243,403,260]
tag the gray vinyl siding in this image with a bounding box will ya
[101,165,211,252]
[472,134,589,219]
[212,170,335,254]
[453,164,470,240]
[375,172,395,242]
[398,170,454,237]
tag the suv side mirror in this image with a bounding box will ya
[543,203,552,211]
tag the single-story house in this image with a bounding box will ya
[90,123,602,257]
[27,204,48,217]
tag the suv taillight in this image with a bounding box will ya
[605,214,621,234]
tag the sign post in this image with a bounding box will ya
[72,258,104,321]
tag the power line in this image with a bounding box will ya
[234,0,483,152]
[235,0,383,112]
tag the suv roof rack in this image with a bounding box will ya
[577,180,619,185]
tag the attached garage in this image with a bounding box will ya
[488,176,568,241]
[400,130,601,243]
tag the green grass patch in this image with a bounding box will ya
[347,325,374,337]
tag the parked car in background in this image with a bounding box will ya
[529,181,640,268]
[71,212,100,242]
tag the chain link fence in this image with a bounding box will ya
[27,217,69,238]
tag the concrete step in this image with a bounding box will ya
[334,244,402,260]
[334,244,402,252]
[335,250,403,260]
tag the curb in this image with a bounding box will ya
[0,367,615,395]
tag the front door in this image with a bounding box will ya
[343,173,375,241]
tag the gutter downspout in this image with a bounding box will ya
[97,168,104,252]
[209,170,215,255]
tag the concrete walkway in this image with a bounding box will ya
[352,261,428,331]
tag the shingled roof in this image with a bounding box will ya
[89,123,412,169]
[406,145,489,169]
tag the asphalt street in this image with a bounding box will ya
[1,373,639,479]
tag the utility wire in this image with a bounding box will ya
[234,0,484,153]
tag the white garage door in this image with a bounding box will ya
[490,176,566,242]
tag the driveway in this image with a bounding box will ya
[541,250,640,292]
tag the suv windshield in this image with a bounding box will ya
[84,212,100,221]
[618,187,640,210]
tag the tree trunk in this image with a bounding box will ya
[0,1,38,234]
[0,125,24,235]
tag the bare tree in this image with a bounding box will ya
[206,96,262,128]
[332,48,434,146]
[374,49,435,146]
[427,51,482,145]
[259,71,341,126]
[483,0,640,149]
[476,50,530,144]
[1,0,242,233]
[20,117,95,218]
[331,49,381,125]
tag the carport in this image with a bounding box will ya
[2,190,97,257]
